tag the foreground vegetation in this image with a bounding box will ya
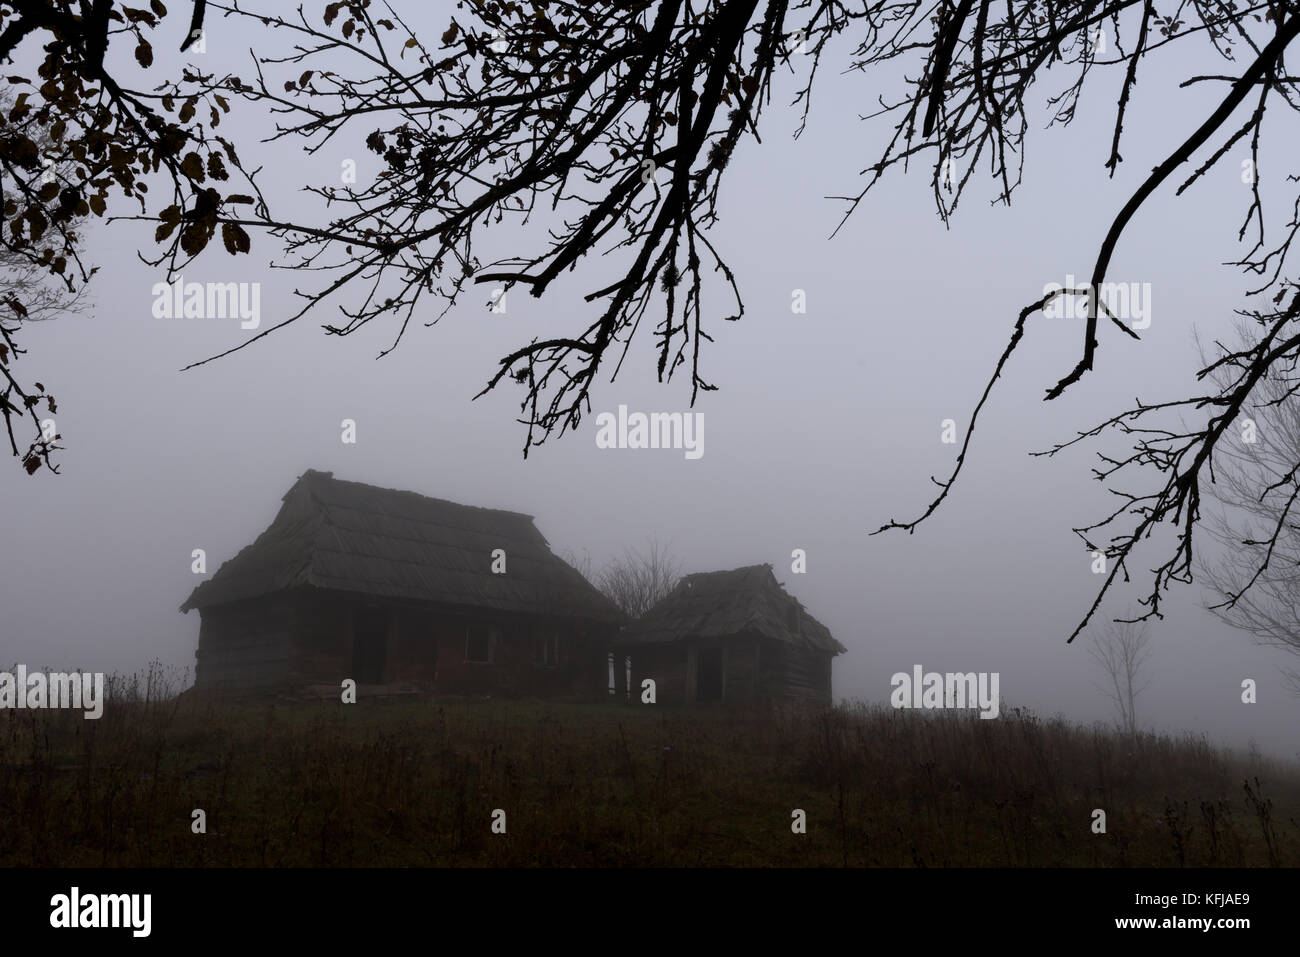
[2,665,1296,866]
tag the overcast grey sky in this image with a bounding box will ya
[2,3,1298,759]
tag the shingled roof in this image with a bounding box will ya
[180,469,624,622]
[614,564,845,654]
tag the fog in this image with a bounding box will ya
[2,3,1298,759]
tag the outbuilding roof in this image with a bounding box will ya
[614,564,844,654]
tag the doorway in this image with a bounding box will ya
[696,647,723,702]
[352,606,388,683]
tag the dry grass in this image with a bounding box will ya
[2,663,1297,866]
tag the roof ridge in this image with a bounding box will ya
[296,468,539,522]
[181,472,624,622]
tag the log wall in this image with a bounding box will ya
[195,588,614,697]
[193,595,295,691]
[621,633,831,707]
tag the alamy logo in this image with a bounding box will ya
[50,887,151,937]
[0,666,104,719]
[890,665,1000,719]
[151,275,261,329]
[1041,274,1151,330]
[594,404,703,460]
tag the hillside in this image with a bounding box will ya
[2,668,1296,866]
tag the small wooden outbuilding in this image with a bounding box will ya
[612,564,845,707]
[180,469,624,696]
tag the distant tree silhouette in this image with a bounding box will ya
[1090,620,1152,737]
[1198,321,1300,695]
[597,540,681,618]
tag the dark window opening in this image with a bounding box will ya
[535,632,560,666]
[697,648,723,702]
[466,625,496,664]
[352,606,388,684]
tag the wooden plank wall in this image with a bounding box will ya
[758,638,834,706]
[426,612,609,697]
[722,636,760,705]
[199,589,616,697]
[625,635,817,708]
[295,591,611,697]
[194,596,294,692]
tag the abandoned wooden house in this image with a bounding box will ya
[612,564,846,707]
[180,469,625,696]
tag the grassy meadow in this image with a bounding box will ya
[2,663,1297,866]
